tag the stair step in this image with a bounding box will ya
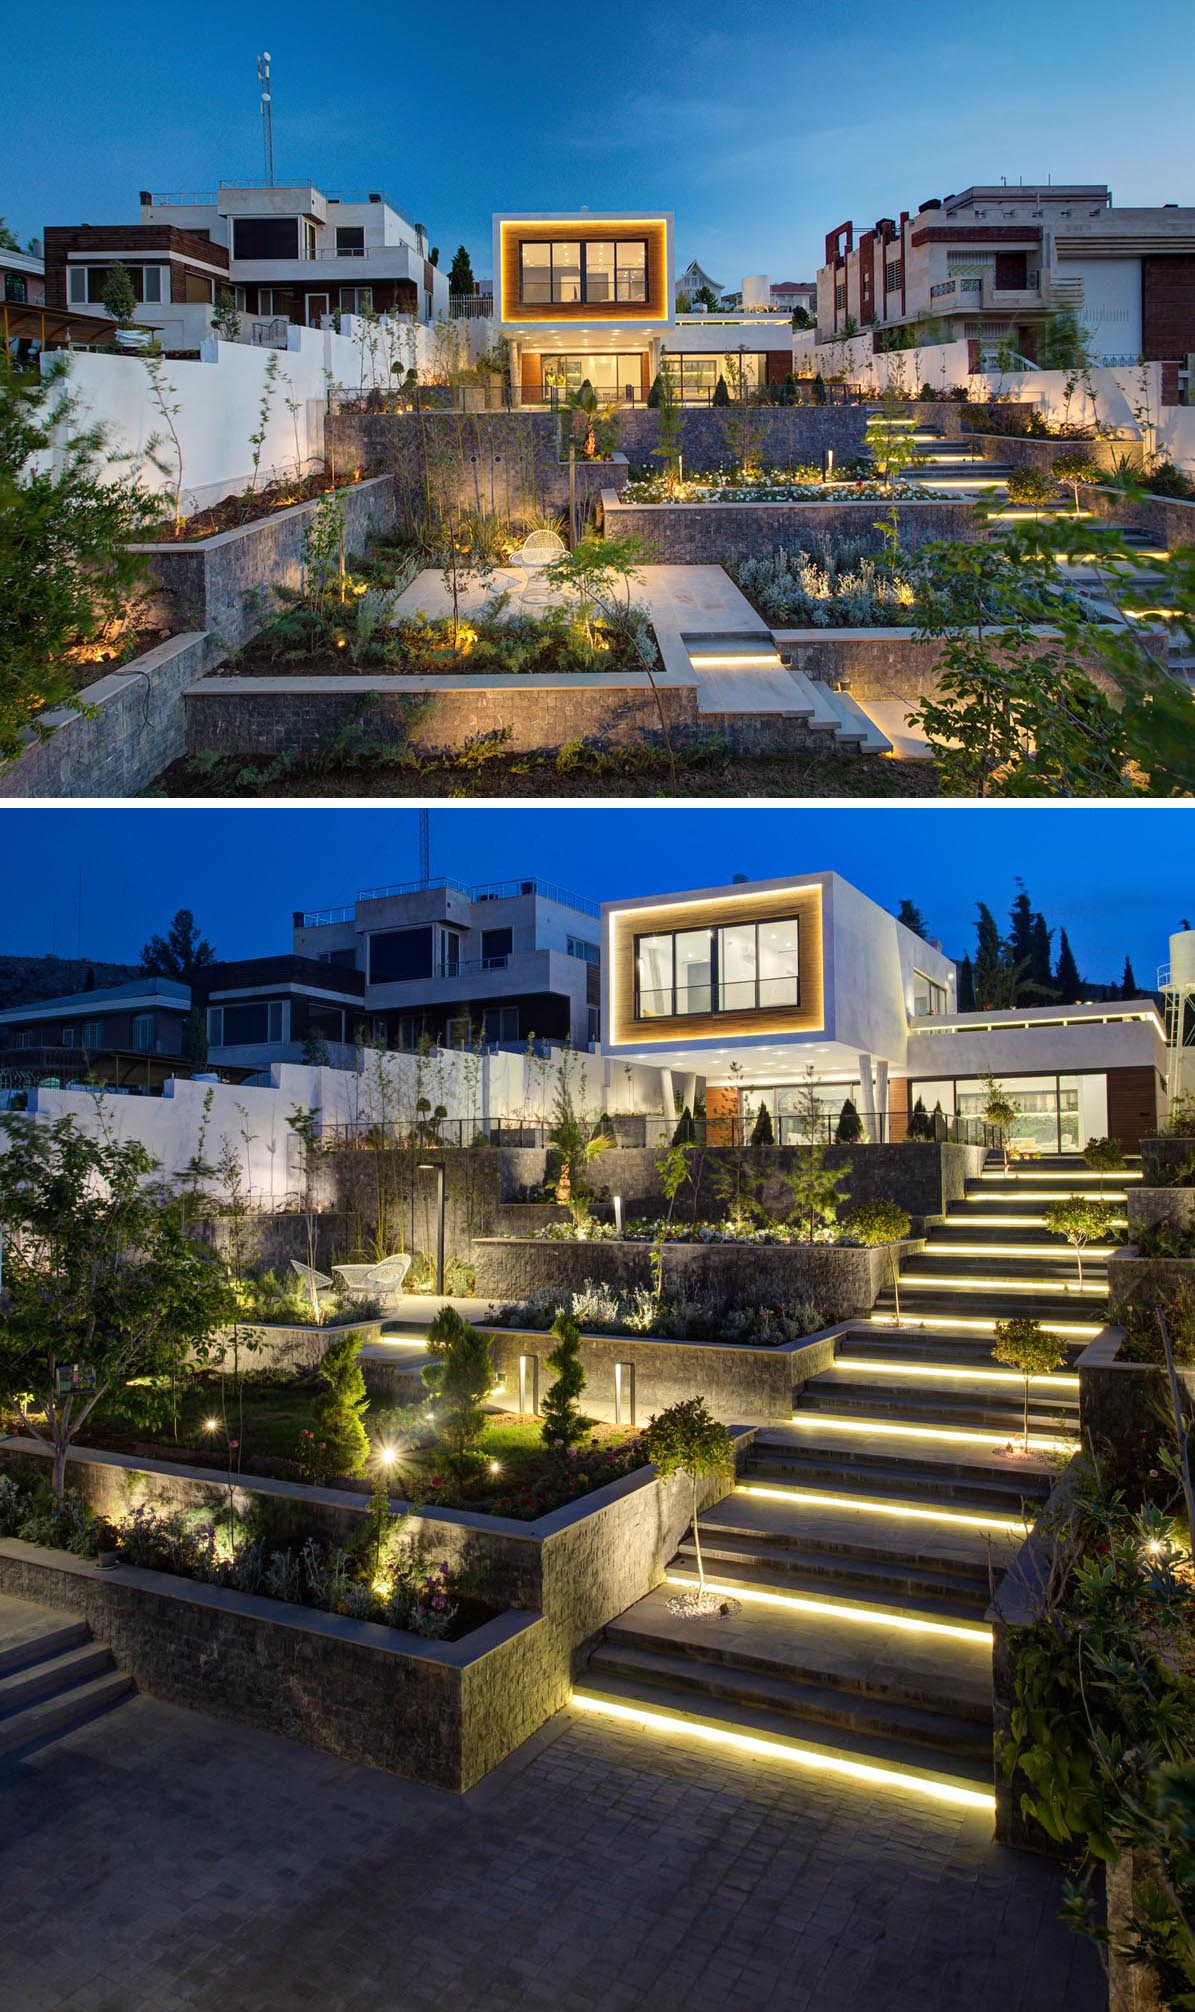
[0,1670,133,1757]
[781,664,843,731]
[0,1642,115,1713]
[746,1447,1049,1512]
[573,1674,995,1801]
[823,687,894,754]
[0,1616,91,1679]
[671,1539,991,1614]
[795,1387,1078,1433]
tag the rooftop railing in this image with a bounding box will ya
[301,877,600,926]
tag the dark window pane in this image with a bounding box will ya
[368,927,433,982]
[481,927,513,963]
[232,216,300,260]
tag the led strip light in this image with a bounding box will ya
[662,1573,990,1644]
[572,1693,995,1812]
[788,1414,1075,1454]
[737,1483,1032,1536]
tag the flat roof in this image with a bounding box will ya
[0,977,190,1022]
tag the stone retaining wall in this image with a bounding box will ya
[0,1535,538,1792]
[1140,1137,1195,1185]
[485,1324,842,1425]
[0,632,216,800]
[211,1316,382,1376]
[471,1237,918,1322]
[1127,1187,1195,1232]
[0,1425,745,1787]
[129,476,396,653]
[576,1140,984,1223]
[603,490,987,563]
[183,675,835,760]
[1079,1326,1195,1453]
[1078,486,1195,552]
[325,408,871,521]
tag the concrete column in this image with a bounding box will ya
[679,1072,699,1117]
[857,1054,876,1138]
[873,1058,889,1143]
[659,1069,676,1132]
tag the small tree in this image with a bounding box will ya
[981,1074,1020,1171]
[540,1313,593,1454]
[652,1140,694,1301]
[650,358,685,489]
[1045,1195,1115,1288]
[835,1097,863,1144]
[1004,466,1059,510]
[847,1198,912,1324]
[101,261,138,329]
[750,1101,774,1146]
[711,375,730,407]
[992,1317,1066,1450]
[0,1114,234,1498]
[313,1331,370,1476]
[422,1307,494,1475]
[1083,1136,1125,1190]
[1052,452,1101,518]
[905,1096,934,1143]
[671,1106,696,1146]
[211,290,241,343]
[546,532,678,793]
[642,1398,735,1603]
[447,246,476,299]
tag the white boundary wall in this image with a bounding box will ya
[8,1050,668,1210]
[41,315,500,515]
[792,331,1190,467]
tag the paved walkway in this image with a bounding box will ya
[392,563,761,638]
[1,1688,1101,2011]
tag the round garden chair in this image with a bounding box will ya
[516,528,566,607]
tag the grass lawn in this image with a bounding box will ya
[6,1374,326,1479]
[391,1412,643,1519]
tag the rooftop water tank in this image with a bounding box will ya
[1169,929,1195,988]
[742,275,770,310]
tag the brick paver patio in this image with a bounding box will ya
[2,1692,1101,2011]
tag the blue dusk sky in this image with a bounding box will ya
[2,807,1188,986]
[2,0,1191,282]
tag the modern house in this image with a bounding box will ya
[1,240,44,310]
[493,211,795,404]
[601,872,1169,1150]
[293,875,603,1053]
[816,183,1195,376]
[194,956,366,1073]
[42,181,449,351]
[0,978,193,1094]
[769,278,817,317]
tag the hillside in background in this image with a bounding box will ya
[0,953,141,1012]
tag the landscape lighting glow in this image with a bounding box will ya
[736,1483,1029,1534]
[926,1242,1118,1259]
[788,1414,1074,1454]
[869,1313,1100,1336]
[900,1273,1104,1295]
[662,1574,990,1643]
[571,1693,995,1812]
[833,1356,1079,1390]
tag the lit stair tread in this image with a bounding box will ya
[573,1675,994,1796]
[667,1548,989,1623]
[822,688,894,755]
[717,1488,1028,1565]
[757,1426,1056,1484]
[0,1670,133,1757]
[781,665,843,731]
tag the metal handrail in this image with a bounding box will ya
[302,876,600,925]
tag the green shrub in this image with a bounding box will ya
[1005,465,1059,507]
[835,1097,863,1144]
[313,1332,370,1476]
[846,1198,911,1245]
[750,1101,774,1146]
[540,1313,593,1453]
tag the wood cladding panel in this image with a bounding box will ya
[610,885,824,1044]
[1106,1066,1162,1152]
[499,219,669,324]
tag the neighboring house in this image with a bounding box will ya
[817,183,1195,375]
[293,874,603,1051]
[769,278,816,316]
[1,242,44,309]
[41,181,449,350]
[676,259,723,301]
[601,871,1167,1149]
[493,211,794,403]
[0,978,193,1094]
[194,956,367,1073]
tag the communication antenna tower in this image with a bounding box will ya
[257,53,274,186]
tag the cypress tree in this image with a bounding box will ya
[1030,913,1053,994]
[1121,955,1138,998]
[1054,929,1082,1005]
[750,1101,774,1146]
[973,904,1004,1007]
[540,1313,593,1453]
[1008,884,1034,967]
[957,954,975,1012]
[897,899,928,940]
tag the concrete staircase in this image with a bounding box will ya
[575,1154,1106,1808]
[687,632,894,754]
[0,1597,132,1757]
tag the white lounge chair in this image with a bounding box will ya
[332,1253,413,1304]
[516,528,565,607]
[290,1259,334,1297]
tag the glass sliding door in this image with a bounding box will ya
[674,929,713,1014]
[637,934,674,1018]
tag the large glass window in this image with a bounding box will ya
[635,917,799,1017]
[637,933,674,1018]
[673,352,763,401]
[232,216,300,260]
[132,1014,153,1053]
[518,239,648,307]
[912,972,949,1018]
